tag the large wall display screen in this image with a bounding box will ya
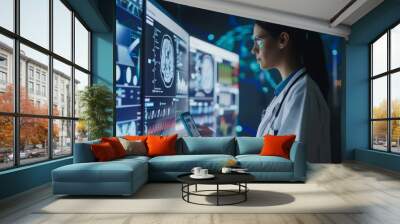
[189,37,239,136]
[144,0,189,135]
[115,0,144,136]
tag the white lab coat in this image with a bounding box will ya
[256,68,331,163]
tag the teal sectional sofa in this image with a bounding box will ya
[52,137,306,196]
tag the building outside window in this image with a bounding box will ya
[28,66,34,80]
[28,81,34,94]
[41,73,46,83]
[0,55,7,67]
[370,23,400,154]
[0,0,91,170]
[42,85,46,97]
[0,71,6,84]
[35,70,40,81]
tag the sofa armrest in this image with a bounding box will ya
[73,140,100,163]
[289,141,306,181]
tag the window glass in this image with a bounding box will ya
[372,77,387,119]
[0,35,14,113]
[53,59,72,117]
[391,120,400,153]
[53,0,72,60]
[391,72,400,118]
[74,69,89,118]
[20,117,49,165]
[53,119,72,157]
[372,121,388,151]
[74,18,89,70]
[75,120,88,143]
[0,0,14,31]
[20,44,49,115]
[20,0,49,49]
[0,116,14,170]
[372,33,387,76]
[391,24,400,70]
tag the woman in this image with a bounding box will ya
[252,21,331,163]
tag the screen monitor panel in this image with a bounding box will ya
[143,0,189,134]
[115,0,144,136]
[189,36,239,136]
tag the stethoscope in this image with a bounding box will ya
[260,70,307,136]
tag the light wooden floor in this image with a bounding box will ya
[1,162,400,224]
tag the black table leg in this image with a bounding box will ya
[217,184,219,206]
[195,184,197,192]
[245,183,247,201]
[187,184,190,202]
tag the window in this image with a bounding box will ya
[53,59,72,117]
[0,1,91,170]
[28,67,34,80]
[74,17,90,70]
[35,70,41,81]
[0,55,7,67]
[370,22,400,154]
[36,83,40,95]
[0,35,13,113]
[42,85,46,97]
[20,0,49,49]
[53,0,72,60]
[0,71,6,85]
[0,0,14,32]
[28,81,34,94]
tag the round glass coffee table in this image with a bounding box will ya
[177,173,255,206]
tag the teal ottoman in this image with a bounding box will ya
[52,156,148,196]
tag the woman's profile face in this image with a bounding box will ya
[251,24,282,69]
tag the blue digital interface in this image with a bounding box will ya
[115,0,144,136]
[143,0,189,135]
[189,36,240,136]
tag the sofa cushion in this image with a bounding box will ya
[118,138,147,156]
[236,155,293,172]
[101,137,127,158]
[147,134,178,157]
[181,137,235,155]
[91,142,118,161]
[124,135,147,142]
[148,154,235,172]
[52,158,147,183]
[260,135,296,159]
[236,137,263,155]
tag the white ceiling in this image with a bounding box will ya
[226,0,352,22]
[163,0,384,39]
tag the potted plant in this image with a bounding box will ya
[79,84,114,140]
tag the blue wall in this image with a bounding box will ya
[92,32,114,135]
[345,0,400,170]
[0,158,72,199]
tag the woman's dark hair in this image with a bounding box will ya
[255,21,329,100]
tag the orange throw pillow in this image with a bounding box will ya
[101,137,127,158]
[260,135,296,159]
[91,142,117,161]
[146,134,178,157]
[124,135,147,142]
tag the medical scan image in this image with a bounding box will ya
[190,50,215,98]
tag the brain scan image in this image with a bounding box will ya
[160,34,175,88]
[190,50,215,98]
[200,54,214,94]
